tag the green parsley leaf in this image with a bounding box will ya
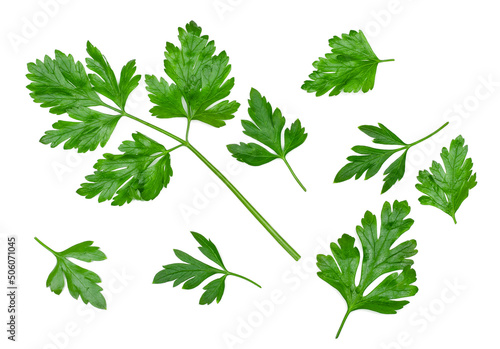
[35,237,107,309]
[416,135,477,223]
[77,132,174,206]
[153,231,260,305]
[39,107,121,153]
[317,200,418,338]
[146,21,240,128]
[86,41,141,110]
[26,43,141,153]
[302,30,394,96]
[26,51,103,114]
[227,88,308,191]
[335,122,448,193]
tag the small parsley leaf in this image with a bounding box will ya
[39,107,121,153]
[35,238,107,309]
[227,88,307,191]
[146,21,240,128]
[302,30,394,96]
[86,41,141,110]
[317,200,418,338]
[77,132,173,206]
[335,122,448,193]
[416,135,477,223]
[153,232,260,305]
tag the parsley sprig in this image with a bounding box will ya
[153,232,260,305]
[27,21,301,261]
[35,237,107,309]
[334,122,449,193]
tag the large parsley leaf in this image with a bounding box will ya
[146,21,240,128]
[416,135,477,223]
[302,30,393,96]
[77,132,173,206]
[26,42,141,152]
[26,51,103,114]
[227,88,307,191]
[153,232,260,305]
[317,200,418,338]
[334,122,448,193]
[35,238,107,309]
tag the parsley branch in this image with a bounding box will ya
[27,21,302,261]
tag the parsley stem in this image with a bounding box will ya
[185,119,192,141]
[406,122,449,148]
[451,212,457,224]
[166,144,184,153]
[185,142,301,261]
[102,106,301,261]
[123,113,187,145]
[100,102,188,146]
[34,237,57,255]
[282,157,307,192]
[227,272,262,288]
[336,309,351,339]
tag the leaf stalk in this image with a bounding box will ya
[227,272,262,288]
[282,157,307,192]
[336,309,351,339]
[34,237,58,255]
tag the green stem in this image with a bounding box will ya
[166,144,184,153]
[282,157,307,192]
[336,309,351,339]
[100,104,301,261]
[185,119,192,141]
[406,122,449,148]
[123,113,187,145]
[34,237,58,255]
[228,272,262,288]
[379,59,395,63]
[451,212,457,224]
[186,142,301,261]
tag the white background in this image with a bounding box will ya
[1,0,499,348]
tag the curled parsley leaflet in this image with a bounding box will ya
[153,232,260,305]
